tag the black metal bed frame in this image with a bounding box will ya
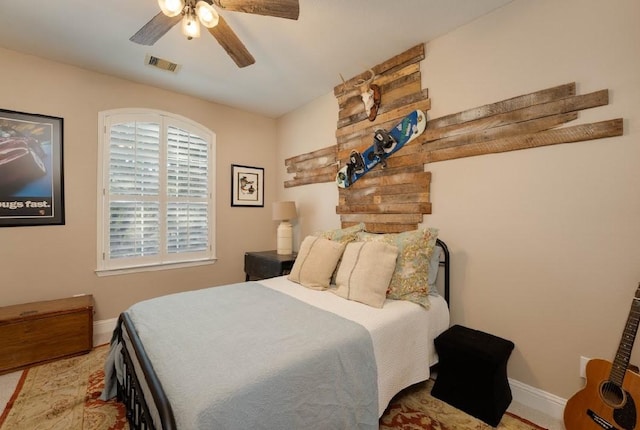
[116,238,451,430]
[118,312,177,430]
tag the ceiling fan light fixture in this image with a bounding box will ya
[181,8,201,39]
[195,1,219,28]
[158,0,185,17]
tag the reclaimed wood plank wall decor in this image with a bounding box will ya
[421,83,623,162]
[283,43,623,234]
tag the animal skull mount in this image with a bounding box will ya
[361,85,381,121]
[341,69,382,121]
[358,70,381,121]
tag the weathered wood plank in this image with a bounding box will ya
[289,165,338,179]
[333,44,424,96]
[339,179,430,202]
[336,202,431,214]
[339,87,429,128]
[424,90,607,142]
[337,77,422,127]
[284,172,336,188]
[426,118,623,162]
[285,145,336,166]
[336,99,431,140]
[424,112,578,152]
[384,151,430,169]
[340,192,430,207]
[337,62,421,111]
[339,213,423,224]
[373,43,425,78]
[427,82,576,130]
[360,223,419,234]
[286,153,337,173]
[374,192,430,204]
[340,170,431,192]
[346,170,429,190]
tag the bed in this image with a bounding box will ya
[102,229,450,430]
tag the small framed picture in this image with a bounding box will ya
[0,109,65,227]
[231,164,264,207]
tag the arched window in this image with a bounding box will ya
[97,109,216,274]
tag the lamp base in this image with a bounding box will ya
[277,221,293,255]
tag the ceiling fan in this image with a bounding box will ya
[130,0,300,68]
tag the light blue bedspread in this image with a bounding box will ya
[118,282,378,429]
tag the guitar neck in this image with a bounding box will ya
[611,285,640,385]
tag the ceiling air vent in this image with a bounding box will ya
[145,55,181,73]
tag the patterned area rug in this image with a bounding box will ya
[380,379,547,430]
[0,345,546,430]
[0,345,127,430]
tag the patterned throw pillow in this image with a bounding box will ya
[356,228,439,308]
[315,222,365,244]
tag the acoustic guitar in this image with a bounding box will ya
[564,284,640,430]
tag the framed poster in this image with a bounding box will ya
[231,164,264,207]
[0,109,64,227]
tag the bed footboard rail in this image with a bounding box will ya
[117,313,177,430]
[435,238,450,307]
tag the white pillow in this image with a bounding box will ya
[333,241,398,308]
[288,236,345,290]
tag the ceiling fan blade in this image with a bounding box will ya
[208,15,256,68]
[213,0,300,20]
[130,12,181,45]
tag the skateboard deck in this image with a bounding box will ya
[336,109,426,188]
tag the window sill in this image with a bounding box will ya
[95,258,217,277]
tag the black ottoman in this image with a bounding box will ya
[432,325,515,427]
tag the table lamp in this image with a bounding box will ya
[272,201,297,255]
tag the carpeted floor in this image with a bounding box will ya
[0,346,546,429]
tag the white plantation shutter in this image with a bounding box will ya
[98,110,215,272]
[166,125,209,254]
[108,121,160,261]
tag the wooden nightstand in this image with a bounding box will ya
[244,250,297,281]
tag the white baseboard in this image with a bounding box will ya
[93,317,118,347]
[510,377,567,421]
[91,318,568,421]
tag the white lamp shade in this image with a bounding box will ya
[272,201,297,221]
[158,0,185,17]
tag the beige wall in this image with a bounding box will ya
[276,0,640,400]
[0,47,278,320]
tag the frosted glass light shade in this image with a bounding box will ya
[158,0,185,17]
[196,1,219,28]
[181,10,201,39]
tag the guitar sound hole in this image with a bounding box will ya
[600,380,626,408]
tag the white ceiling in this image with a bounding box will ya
[0,0,514,118]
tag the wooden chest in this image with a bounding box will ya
[0,295,93,375]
